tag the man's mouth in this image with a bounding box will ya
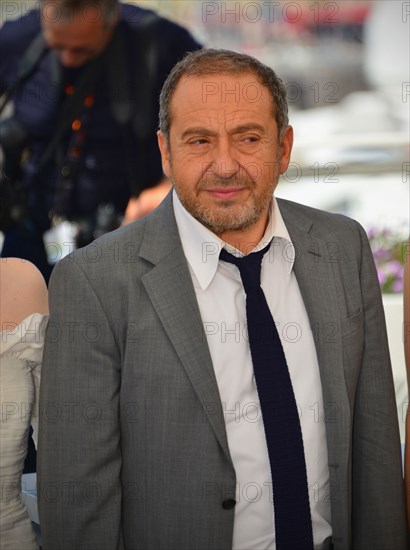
[205,188,245,200]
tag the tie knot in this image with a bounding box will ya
[219,242,271,292]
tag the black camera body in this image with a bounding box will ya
[0,117,28,150]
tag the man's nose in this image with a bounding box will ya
[58,50,83,68]
[210,142,239,178]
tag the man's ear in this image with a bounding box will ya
[157,131,171,178]
[279,125,294,174]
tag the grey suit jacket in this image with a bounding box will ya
[38,193,407,550]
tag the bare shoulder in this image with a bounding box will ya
[0,258,48,326]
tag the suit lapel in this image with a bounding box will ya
[138,194,232,462]
[278,199,351,529]
[278,199,349,405]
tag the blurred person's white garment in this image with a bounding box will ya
[0,313,48,549]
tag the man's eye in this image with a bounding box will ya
[190,139,208,145]
[242,136,259,143]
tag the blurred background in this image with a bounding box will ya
[2,0,409,439]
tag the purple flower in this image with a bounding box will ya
[392,279,404,293]
[367,225,406,294]
[373,247,389,261]
[367,227,377,240]
[377,270,387,286]
[387,260,404,277]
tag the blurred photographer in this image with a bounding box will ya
[0,0,200,281]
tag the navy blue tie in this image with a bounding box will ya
[220,243,313,550]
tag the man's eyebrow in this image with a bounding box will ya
[228,123,265,135]
[180,123,266,140]
[180,128,218,140]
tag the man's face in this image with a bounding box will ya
[41,4,114,68]
[157,73,293,243]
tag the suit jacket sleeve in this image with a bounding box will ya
[37,256,124,549]
[350,221,407,548]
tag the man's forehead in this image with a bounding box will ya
[171,73,273,122]
[175,73,269,103]
[41,1,103,21]
[41,8,106,44]
[41,4,107,32]
[170,99,277,142]
[178,108,270,127]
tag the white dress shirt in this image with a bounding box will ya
[173,190,332,550]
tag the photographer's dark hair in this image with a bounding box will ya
[159,49,289,143]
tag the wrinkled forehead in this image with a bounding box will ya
[170,73,276,124]
[176,72,270,100]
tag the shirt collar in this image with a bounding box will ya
[173,190,294,291]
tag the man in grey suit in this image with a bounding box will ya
[38,49,407,549]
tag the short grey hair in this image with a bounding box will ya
[40,0,118,25]
[158,49,289,143]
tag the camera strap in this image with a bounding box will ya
[0,32,47,116]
